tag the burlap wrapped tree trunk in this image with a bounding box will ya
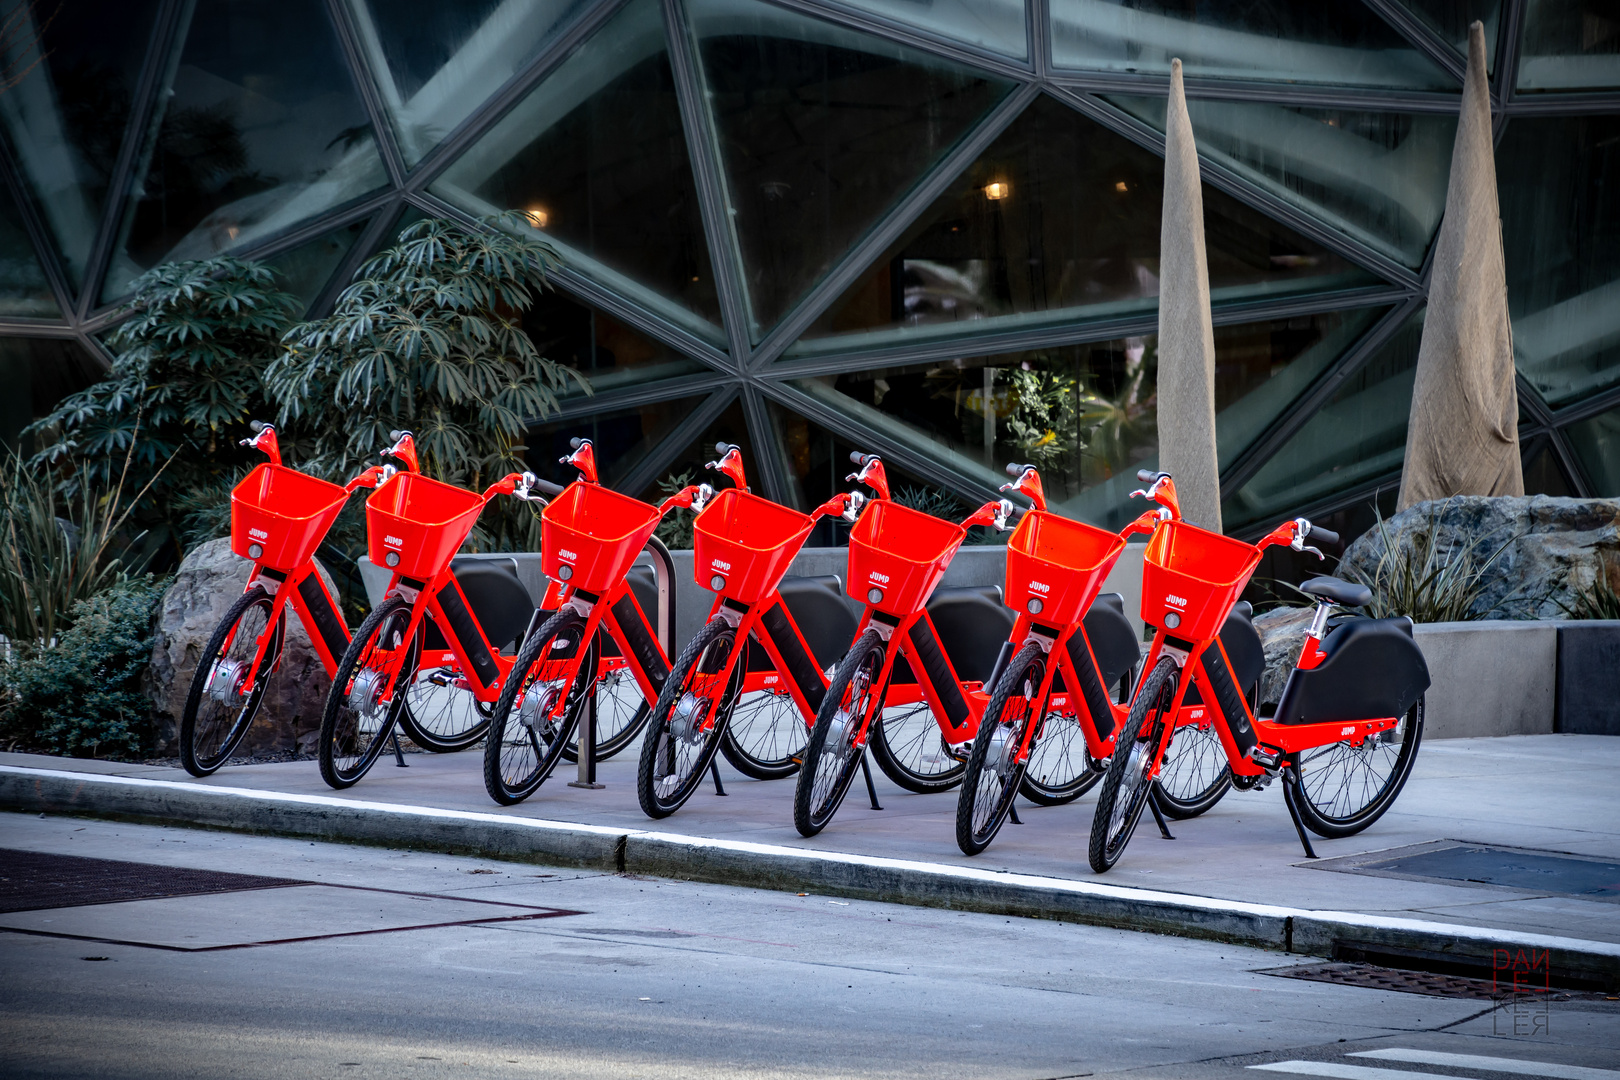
[1398,21,1522,509]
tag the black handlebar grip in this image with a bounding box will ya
[1309,525,1340,546]
[1010,504,1029,522]
[714,442,735,456]
[849,450,866,466]
[249,420,266,433]
[1006,462,1031,477]
[569,437,583,450]
[535,479,565,496]
[1137,469,1157,482]
[390,430,408,442]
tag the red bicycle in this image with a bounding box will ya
[1088,470,1431,871]
[179,423,396,776]
[316,438,542,788]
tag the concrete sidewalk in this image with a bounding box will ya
[3,735,1617,984]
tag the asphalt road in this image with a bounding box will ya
[2,814,1616,1080]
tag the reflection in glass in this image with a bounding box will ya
[1050,0,1455,89]
[634,397,756,502]
[0,337,106,453]
[433,0,723,344]
[688,0,1012,336]
[1566,405,1620,496]
[1519,437,1576,497]
[521,289,706,399]
[0,181,60,317]
[0,0,160,290]
[1499,114,1620,405]
[525,394,706,491]
[827,0,1027,58]
[1395,0,1501,73]
[794,95,1375,357]
[796,307,1380,530]
[1517,0,1620,92]
[1104,96,1456,270]
[346,0,592,165]
[263,218,370,314]
[1223,307,1425,531]
[102,0,388,302]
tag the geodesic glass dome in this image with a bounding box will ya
[2,0,1617,540]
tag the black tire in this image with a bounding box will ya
[1151,721,1233,819]
[397,615,495,753]
[1288,696,1425,838]
[482,610,597,805]
[721,642,810,780]
[956,641,1044,855]
[793,629,885,837]
[1019,711,1104,806]
[636,616,746,819]
[1088,656,1179,873]
[561,633,654,764]
[318,596,420,789]
[179,587,284,776]
[868,696,965,794]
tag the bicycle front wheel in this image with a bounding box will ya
[319,596,419,789]
[483,610,596,805]
[957,641,1044,855]
[636,617,745,819]
[179,587,284,776]
[1289,696,1424,838]
[793,629,885,837]
[1088,656,1178,873]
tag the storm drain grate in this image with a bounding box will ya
[1258,962,1613,1001]
[1311,841,1620,902]
[0,849,304,913]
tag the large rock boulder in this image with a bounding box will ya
[1339,496,1620,620]
[147,539,341,755]
[1253,605,1314,706]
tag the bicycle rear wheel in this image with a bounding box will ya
[1151,721,1232,819]
[793,629,885,837]
[868,697,965,794]
[1019,710,1104,806]
[319,596,419,789]
[179,587,284,776]
[483,610,596,805]
[637,617,745,819]
[562,644,653,764]
[398,618,495,752]
[1289,696,1424,838]
[957,641,1043,855]
[722,642,810,780]
[1088,656,1179,873]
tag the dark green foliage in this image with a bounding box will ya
[267,213,586,492]
[27,257,300,551]
[654,470,697,550]
[1341,504,1522,623]
[1,576,169,759]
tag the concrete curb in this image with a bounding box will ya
[4,764,1616,987]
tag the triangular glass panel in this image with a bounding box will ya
[1517,0,1620,92]
[813,0,1029,59]
[346,0,594,166]
[1049,0,1458,90]
[1393,0,1502,74]
[792,305,1386,532]
[433,0,724,348]
[101,0,389,303]
[0,0,162,292]
[687,0,1015,337]
[525,393,711,493]
[1500,114,1620,406]
[521,289,709,403]
[1520,436,1577,497]
[1223,306,1426,532]
[263,217,371,315]
[1103,96,1457,270]
[634,397,756,502]
[0,337,107,455]
[790,95,1378,360]
[1565,402,1620,496]
[0,181,61,318]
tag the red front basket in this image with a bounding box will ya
[366,472,487,582]
[231,462,349,573]
[541,482,662,594]
[847,500,965,617]
[1141,520,1262,641]
[1005,510,1126,626]
[692,489,814,604]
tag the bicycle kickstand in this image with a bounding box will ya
[1008,801,1022,825]
[1148,796,1174,840]
[860,753,883,810]
[390,731,409,768]
[1280,767,1317,859]
[709,759,728,796]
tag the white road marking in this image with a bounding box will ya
[1250,1063,1460,1080]
[1353,1049,1620,1079]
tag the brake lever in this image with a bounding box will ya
[511,471,543,503]
[1289,517,1325,559]
[841,490,866,523]
[691,483,715,514]
[992,498,1014,531]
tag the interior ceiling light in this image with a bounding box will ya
[524,207,549,227]
[1115,181,1129,193]
[984,181,1009,200]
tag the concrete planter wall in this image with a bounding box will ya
[360,549,1620,740]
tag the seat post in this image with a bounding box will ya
[1306,600,1334,641]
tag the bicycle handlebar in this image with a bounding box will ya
[249,420,267,433]
[390,430,407,442]
[849,450,877,467]
[1309,524,1340,547]
[1006,462,1033,477]
[1137,469,1156,482]
[534,478,565,497]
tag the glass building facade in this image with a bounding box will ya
[3,0,1617,538]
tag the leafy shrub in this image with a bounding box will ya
[1341,504,1521,623]
[653,470,697,550]
[1,575,169,758]
[1558,556,1620,620]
